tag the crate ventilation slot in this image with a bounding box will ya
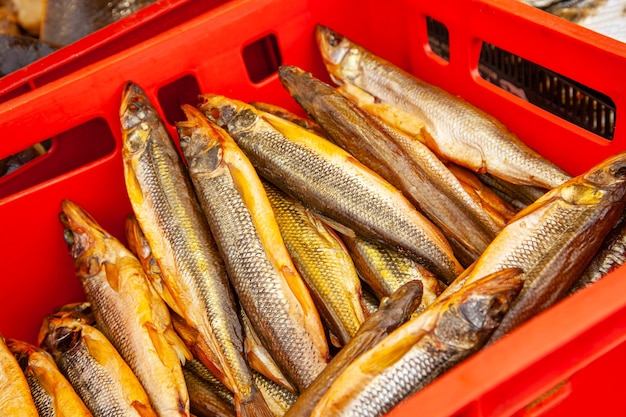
[243,34,282,83]
[158,75,202,126]
[0,118,115,200]
[478,43,616,140]
[426,16,450,62]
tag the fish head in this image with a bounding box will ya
[200,94,260,136]
[580,151,626,202]
[59,200,108,278]
[434,268,523,349]
[120,82,161,157]
[315,24,361,86]
[177,104,227,176]
[54,302,96,325]
[38,315,84,355]
[5,339,34,370]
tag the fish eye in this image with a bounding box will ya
[329,33,340,46]
[63,229,75,246]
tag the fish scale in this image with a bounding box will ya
[343,347,458,417]
[310,270,523,417]
[263,181,366,346]
[177,105,329,393]
[187,153,325,392]
[200,99,462,283]
[316,25,572,190]
[53,333,138,417]
[119,82,273,417]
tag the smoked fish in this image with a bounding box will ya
[284,280,423,417]
[7,338,93,417]
[0,334,39,416]
[310,269,523,417]
[339,232,444,309]
[263,180,368,347]
[59,199,192,417]
[316,24,572,189]
[462,151,626,343]
[199,94,463,283]
[176,105,329,392]
[120,82,273,417]
[39,317,157,417]
[278,65,501,261]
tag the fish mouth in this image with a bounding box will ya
[315,24,348,65]
[120,81,151,130]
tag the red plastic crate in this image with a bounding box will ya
[1,0,625,415]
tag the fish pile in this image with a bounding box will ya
[3,24,626,417]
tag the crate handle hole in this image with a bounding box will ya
[0,118,116,200]
[426,16,450,63]
[242,33,282,83]
[157,75,203,126]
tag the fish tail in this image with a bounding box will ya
[236,386,274,417]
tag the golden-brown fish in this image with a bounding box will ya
[568,214,626,294]
[183,360,236,417]
[339,232,444,310]
[39,316,157,417]
[263,180,367,347]
[462,151,626,343]
[0,334,39,416]
[278,65,501,261]
[120,82,272,417]
[176,105,329,392]
[316,24,572,189]
[200,94,463,283]
[7,338,93,417]
[284,280,423,417]
[310,269,523,417]
[59,199,192,417]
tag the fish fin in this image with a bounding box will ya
[144,322,185,367]
[420,127,447,162]
[164,323,193,363]
[329,331,343,349]
[360,330,427,374]
[131,400,157,417]
[313,212,357,238]
[236,386,274,417]
[103,261,121,292]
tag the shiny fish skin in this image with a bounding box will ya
[0,335,39,416]
[176,105,329,393]
[278,65,501,261]
[240,310,296,394]
[340,232,444,309]
[284,281,423,417]
[183,360,236,417]
[7,339,93,417]
[463,151,626,343]
[39,318,157,417]
[199,95,463,284]
[263,180,367,346]
[316,24,572,189]
[119,82,271,417]
[310,269,523,417]
[568,214,626,294]
[59,199,192,417]
[253,371,298,417]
